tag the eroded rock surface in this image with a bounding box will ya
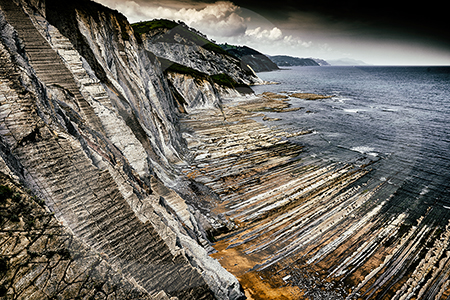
[136,20,263,86]
[178,94,450,300]
[0,172,158,300]
[3,0,450,300]
[0,0,244,299]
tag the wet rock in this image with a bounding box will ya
[178,94,450,299]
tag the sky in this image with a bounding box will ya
[94,0,450,65]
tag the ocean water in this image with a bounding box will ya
[252,66,450,225]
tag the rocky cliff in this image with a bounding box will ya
[219,44,279,73]
[3,1,450,300]
[133,20,264,87]
[157,57,249,114]
[0,0,246,299]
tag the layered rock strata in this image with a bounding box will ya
[136,21,264,86]
[165,70,242,114]
[178,93,450,300]
[0,171,159,300]
[0,0,244,299]
[2,0,450,299]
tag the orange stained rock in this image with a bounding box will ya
[211,241,302,300]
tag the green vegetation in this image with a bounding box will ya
[12,193,21,202]
[210,74,252,94]
[219,43,238,50]
[132,19,178,35]
[0,182,46,225]
[210,74,241,89]
[158,57,251,92]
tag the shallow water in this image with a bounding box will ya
[253,66,450,224]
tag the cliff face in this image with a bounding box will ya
[134,20,264,87]
[0,0,245,299]
[3,1,450,300]
[166,72,241,113]
[156,57,247,114]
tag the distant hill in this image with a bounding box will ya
[269,55,320,67]
[220,44,279,72]
[327,58,369,66]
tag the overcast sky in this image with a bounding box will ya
[95,0,450,65]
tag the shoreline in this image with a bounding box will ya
[179,92,369,299]
[180,89,450,299]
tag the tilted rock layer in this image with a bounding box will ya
[0,0,245,299]
[3,0,450,300]
[178,93,450,300]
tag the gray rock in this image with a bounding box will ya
[0,0,246,299]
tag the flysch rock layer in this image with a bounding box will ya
[3,0,450,300]
[165,71,241,114]
[140,30,263,87]
[0,169,159,300]
[178,93,450,300]
[0,0,245,299]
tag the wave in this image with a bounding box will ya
[350,146,379,156]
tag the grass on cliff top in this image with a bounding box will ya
[210,74,248,89]
[132,19,178,34]
[131,19,230,56]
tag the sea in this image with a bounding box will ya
[252,66,450,225]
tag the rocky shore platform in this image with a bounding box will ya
[179,92,450,300]
[178,92,368,299]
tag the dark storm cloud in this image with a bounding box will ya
[98,0,449,45]
[231,0,450,46]
[96,0,450,64]
[97,0,249,37]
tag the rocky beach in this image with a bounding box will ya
[1,0,450,299]
[177,92,372,299]
[179,91,450,300]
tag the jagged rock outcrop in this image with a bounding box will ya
[166,72,227,113]
[0,0,245,299]
[153,56,251,114]
[163,66,247,114]
[133,20,264,86]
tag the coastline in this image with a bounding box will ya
[180,84,450,299]
[2,0,449,298]
[179,92,370,299]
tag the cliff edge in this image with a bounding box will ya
[0,0,246,299]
